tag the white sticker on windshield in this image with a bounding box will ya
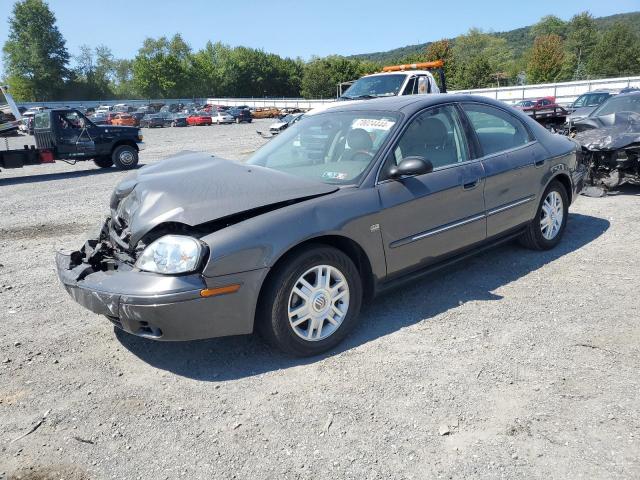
[322,171,348,180]
[352,118,395,131]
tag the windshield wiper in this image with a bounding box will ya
[340,94,384,100]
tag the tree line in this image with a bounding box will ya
[3,0,640,102]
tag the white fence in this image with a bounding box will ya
[207,75,640,109]
[447,75,640,105]
[18,98,209,110]
[206,98,335,109]
[15,75,640,111]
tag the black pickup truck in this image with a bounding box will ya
[0,108,145,171]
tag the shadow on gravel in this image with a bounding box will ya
[117,212,610,381]
[0,164,143,187]
[606,185,640,197]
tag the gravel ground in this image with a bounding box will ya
[1,123,639,480]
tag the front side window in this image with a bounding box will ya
[462,103,532,156]
[248,111,399,184]
[58,111,87,129]
[380,105,469,180]
[402,77,416,95]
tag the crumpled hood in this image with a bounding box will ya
[111,151,338,245]
[567,106,596,123]
[574,112,640,151]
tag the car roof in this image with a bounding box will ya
[618,90,640,96]
[306,94,512,117]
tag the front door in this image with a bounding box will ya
[377,104,486,277]
[54,111,96,158]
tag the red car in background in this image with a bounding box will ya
[103,112,121,125]
[514,97,560,111]
[186,112,213,126]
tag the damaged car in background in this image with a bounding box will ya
[257,112,304,138]
[56,95,585,356]
[572,91,640,194]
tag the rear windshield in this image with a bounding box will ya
[34,112,50,129]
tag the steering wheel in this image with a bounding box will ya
[345,150,374,163]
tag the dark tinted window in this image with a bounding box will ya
[462,103,532,156]
[402,77,416,95]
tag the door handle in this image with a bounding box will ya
[535,159,545,167]
[463,179,480,190]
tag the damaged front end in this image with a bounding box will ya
[55,213,263,341]
[574,112,640,194]
[59,219,133,286]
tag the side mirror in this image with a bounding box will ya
[388,156,433,179]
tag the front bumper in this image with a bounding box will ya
[56,248,268,341]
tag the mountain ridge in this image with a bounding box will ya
[348,11,640,64]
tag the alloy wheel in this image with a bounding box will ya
[540,191,563,240]
[119,149,135,166]
[287,265,350,341]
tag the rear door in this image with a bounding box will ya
[377,104,486,276]
[460,103,546,237]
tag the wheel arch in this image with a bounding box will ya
[111,139,139,154]
[548,172,572,203]
[255,234,376,319]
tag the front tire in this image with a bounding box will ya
[258,246,363,356]
[112,145,139,170]
[519,180,568,250]
[93,156,113,168]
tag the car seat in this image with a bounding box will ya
[341,128,373,161]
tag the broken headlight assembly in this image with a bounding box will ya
[135,235,205,274]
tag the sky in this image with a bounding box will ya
[1,0,639,72]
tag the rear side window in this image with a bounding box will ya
[462,103,532,156]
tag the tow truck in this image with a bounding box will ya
[1,85,144,173]
[338,60,447,99]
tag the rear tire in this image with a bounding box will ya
[112,145,139,170]
[519,180,568,250]
[93,156,113,168]
[257,246,362,356]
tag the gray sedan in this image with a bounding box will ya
[56,95,587,356]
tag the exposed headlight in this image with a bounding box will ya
[135,235,204,274]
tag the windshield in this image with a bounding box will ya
[574,93,611,108]
[591,94,640,117]
[248,110,399,184]
[516,101,533,107]
[343,74,405,98]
